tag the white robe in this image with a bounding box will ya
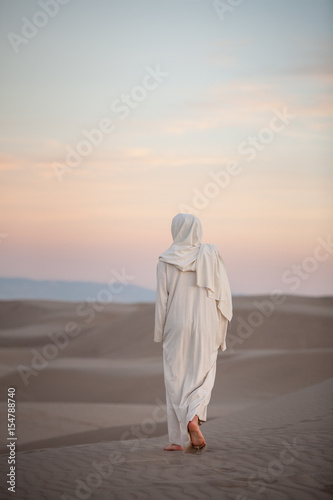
[154,260,228,448]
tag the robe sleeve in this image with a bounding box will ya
[154,260,168,343]
[217,307,228,351]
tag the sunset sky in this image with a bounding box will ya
[0,0,332,296]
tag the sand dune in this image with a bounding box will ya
[0,296,332,499]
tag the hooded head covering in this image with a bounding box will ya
[159,213,233,322]
[160,213,202,272]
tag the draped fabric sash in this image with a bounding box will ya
[159,214,233,321]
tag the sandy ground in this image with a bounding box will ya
[0,296,332,499]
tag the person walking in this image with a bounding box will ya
[154,213,233,452]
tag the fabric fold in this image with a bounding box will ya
[159,213,232,322]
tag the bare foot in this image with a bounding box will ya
[188,415,206,448]
[164,443,184,451]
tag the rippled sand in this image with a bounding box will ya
[0,296,332,499]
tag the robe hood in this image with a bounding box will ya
[159,213,233,321]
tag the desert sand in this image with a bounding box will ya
[0,296,332,499]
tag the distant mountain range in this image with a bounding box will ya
[0,277,156,303]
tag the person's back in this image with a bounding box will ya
[156,260,224,355]
[154,213,232,452]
